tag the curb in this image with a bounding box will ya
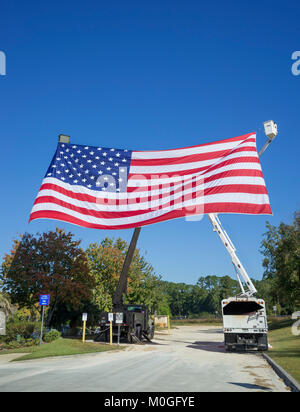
[262,353,300,392]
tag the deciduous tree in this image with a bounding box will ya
[1,229,95,325]
[86,237,164,312]
[261,211,300,313]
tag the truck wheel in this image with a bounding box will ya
[135,325,142,341]
[257,334,268,351]
[149,326,155,340]
[127,331,132,344]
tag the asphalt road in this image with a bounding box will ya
[0,326,289,392]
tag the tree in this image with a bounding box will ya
[253,278,274,314]
[219,276,239,300]
[1,229,95,325]
[86,237,164,312]
[161,275,242,317]
[261,211,300,313]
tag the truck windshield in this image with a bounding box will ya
[127,306,143,312]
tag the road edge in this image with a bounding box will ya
[262,353,300,392]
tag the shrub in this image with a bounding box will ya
[0,337,39,350]
[23,338,36,347]
[43,329,61,343]
[5,319,45,343]
[3,341,21,349]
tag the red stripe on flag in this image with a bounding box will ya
[127,169,264,192]
[33,183,268,218]
[131,145,256,166]
[128,156,260,179]
[29,201,272,230]
[133,133,255,153]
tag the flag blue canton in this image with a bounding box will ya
[45,143,132,192]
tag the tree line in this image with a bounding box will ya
[1,210,299,328]
[0,229,168,328]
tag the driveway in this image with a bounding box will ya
[0,326,289,392]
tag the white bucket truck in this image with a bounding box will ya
[208,121,277,352]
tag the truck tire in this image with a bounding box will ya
[225,344,235,352]
[224,333,236,352]
[135,325,142,341]
[257,334,268,351]
[127,330,133,344]
[149,325,155,340]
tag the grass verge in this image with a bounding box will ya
[170,318,223,327]
[267,319,300,384]
[0,338,123,362]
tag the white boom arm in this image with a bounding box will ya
[207,121,278,297]
[208,213,257,296]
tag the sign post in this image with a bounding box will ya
[116,312,123,345]
[82,313,87,343]
[108,313,114,345]
[39,294,50,345]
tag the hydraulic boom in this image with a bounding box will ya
[208,213,257,296]
[207,121,278,297]
[112,227,141,309]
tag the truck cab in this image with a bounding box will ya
[98,304,154,343]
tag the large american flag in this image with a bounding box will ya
[29,132,272,229]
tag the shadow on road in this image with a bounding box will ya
[187,341,225,353]
[154,337,193,345]
[195,329,223,334]
[145,340,165,346]
[229,382,272,391]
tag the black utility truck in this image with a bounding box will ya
[95,228,154,343]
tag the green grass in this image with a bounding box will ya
[0,338,123,362]
[170,318,223,327]
[267,319,300,384]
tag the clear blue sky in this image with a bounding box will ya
[0,0,299,285]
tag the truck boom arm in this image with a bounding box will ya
[112,227,141,309]
[208,213,257,296]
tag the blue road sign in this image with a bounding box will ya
[39,294,50,306]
